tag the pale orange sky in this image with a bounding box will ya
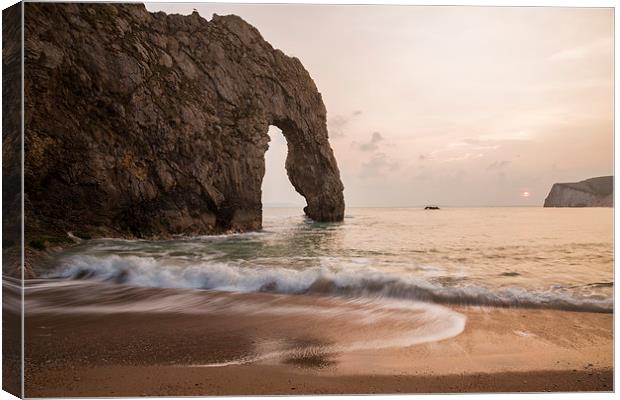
[148,3,613,207]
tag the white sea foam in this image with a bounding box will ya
[44,253,613,313]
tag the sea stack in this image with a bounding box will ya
[19,3,345,239]
[543,176,613,207]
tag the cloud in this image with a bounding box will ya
[438,152,484,163]
[478,131,533,142]
[427,136,502,163]
[360,152,400,178]
[358,131,384,152]
[328,111,363,138]
[359,143,376,151]
[486,160,511,170]
[462,138,482,145]
[371,131,383,142]
[549,37,612,62]
[327,115,348,138]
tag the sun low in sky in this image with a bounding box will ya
[148,3,613,207]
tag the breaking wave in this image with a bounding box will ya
[45,254,613,313]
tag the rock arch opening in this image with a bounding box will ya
[259,116,345,225]
[262,125,305,209]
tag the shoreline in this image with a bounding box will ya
[22,290,613,396]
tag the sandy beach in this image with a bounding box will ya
[23,287,613,397]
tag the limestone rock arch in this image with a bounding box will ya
[23,3,344,239]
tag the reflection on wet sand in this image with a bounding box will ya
[24,279,465,371]
[21,279,613,397]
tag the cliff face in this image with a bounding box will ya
[3,3,23,277]
[544,176,613,207]
[22,3,345,239]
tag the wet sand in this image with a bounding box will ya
[27,364,612,396]
[22,286,613,397]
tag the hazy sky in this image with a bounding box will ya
[147,3,613,207]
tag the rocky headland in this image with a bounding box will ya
[20,3,345,243]
[543,176,613,207]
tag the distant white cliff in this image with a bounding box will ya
[544,176,613,207]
